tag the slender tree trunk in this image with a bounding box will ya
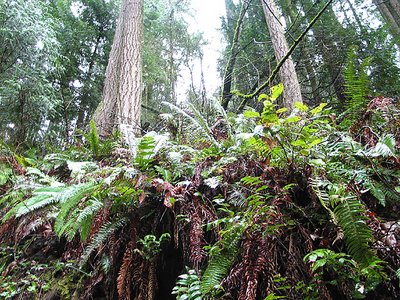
[93,0,144,137]
[301,1,347,104]
[260,0,302,109]
[221,0,250,110]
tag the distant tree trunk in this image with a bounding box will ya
[93,0,143,137]
[260,0,302,109]
[373,0,400,48]
[281,0,319,103]
[221,0,251,110]
[301,0,347,105]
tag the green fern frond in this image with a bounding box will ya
[343,47,371,124]
[172,269,202,300]
[134,135,156,169]
[54,182,101,238]
[3,186,66,221]
[311,178,379,268]
[162,101,219,147]
[57,197,103,241]
[89,120,100,158]
[310,178,337,223]
[333,193,376,267]
[80,217,128,266]
[365,134,396,158]
[201,222,244,295]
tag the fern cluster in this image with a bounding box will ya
[342,47,371,125]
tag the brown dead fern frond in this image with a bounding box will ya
[117,242,135,300]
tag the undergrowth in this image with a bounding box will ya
[0,86,399,299]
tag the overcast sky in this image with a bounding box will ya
[176,0,228,102]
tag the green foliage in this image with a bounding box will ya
[80,217,128,266]
[304,249,384,298]
[172,269,202,300]
[88,120,100,158]
[134,135,157,169]
[201,218,244,295]
[342,47,371,125]
[333,193,376,266]
[0,163,13,186]
[135,233,171,261]
[311,179,379,267]
[3,181,102,241]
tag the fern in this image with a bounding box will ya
[88,120,100,158]
[201,221,244,295]
[162,101,219,147]
[172,269,202,300]
[343,47,371,124]
[134,135,156,169]
[3,186,66,221]
[57,197,103,241]
[364,134,396,158]
[54,182,101,239]
[80,217,128,266]
[3,181,102,242]
[333,193,376,267]
[312,177,379,267]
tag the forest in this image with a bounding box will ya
[0,0,399,299]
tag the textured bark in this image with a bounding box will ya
[93,0,143,137]
[373,0,400,47]
[281,0,319,103]
[260,0,302,109]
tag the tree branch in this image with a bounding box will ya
[237,0,333,112]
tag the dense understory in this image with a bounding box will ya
[0,95,399,299]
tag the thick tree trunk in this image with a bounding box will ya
[281,0,319,103]
[93,0,143,137]
[260,0,302,109]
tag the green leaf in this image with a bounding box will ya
[291,140,307,147]
[270,83,284,101]
[244,110,261,118]
[311,103,328,115]
[284,116,301,124]
[276,107,288,114]
[258,94,269,102]
[262,113,279,124]
[294,102,309,112]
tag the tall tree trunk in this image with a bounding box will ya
[281,0,319,103]
[260,0,302,109]
[221,0,251,110]
[93,0,144,137]
[373,0,400,48]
